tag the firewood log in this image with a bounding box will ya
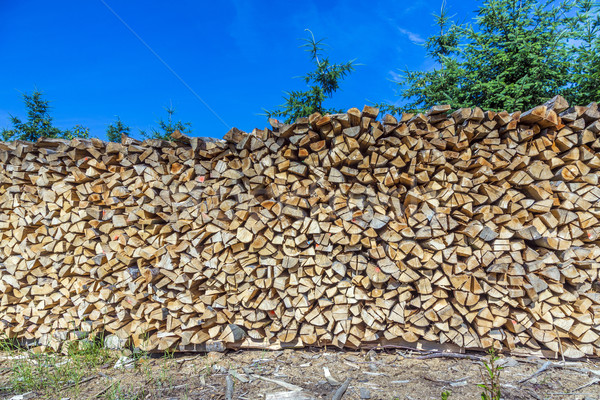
[1,101,600,358]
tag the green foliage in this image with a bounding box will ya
[141,105,191,141]
[267,30,356,123]
[441,390,451,400]
[63,124,90,140]
[67,333,111,369]
[103,381,143,400]
[1,91,63,141]
[0,332,111,397]
[570,1,600,105]
[104,381,125,400]
[478,348,503,400]
[1,90,90,141]
[382,0,600,114]
[106,117,131,142]
[10,352,80,393]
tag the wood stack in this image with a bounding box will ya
[1,96,600,358]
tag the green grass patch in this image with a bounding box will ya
[0,332,114,398]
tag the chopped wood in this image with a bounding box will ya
[1,100,600,358]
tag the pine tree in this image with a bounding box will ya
[266,30,356,123]
[2,91,64,141]
[381,0,599,114]
[141,105,191,141]
[1,90,90,141]
[106,117,130,142]
[570,1,600,105]
[63,125,90,140]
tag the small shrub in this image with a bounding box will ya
[478,348,503,400]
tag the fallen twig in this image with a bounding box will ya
[415,352,482,361]
[225,373,234,400]
[323,366,341,385]
[89,379,117,399]
[251,374,303,392]
[265,390,314,400]
[331,377,351,400]
[175,354,201,364]
[62,374,98,390]
[341,360,359,370]
[518,361,600,385]
[572,377,600,392]
[548,392,599,396]
[154,383,189,393]
[523,388,542,400]
[422,375,469,385]
[518,361,552,384]
[363,371,386,377]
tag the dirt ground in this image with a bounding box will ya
[1,348,600,400]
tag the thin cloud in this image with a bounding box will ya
[389,70,403,82]
[398,28,425,44]
[399,0,426,15]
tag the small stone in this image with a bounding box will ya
[360,388,371,399]
[365,349,376,361]
[77,339,93,351]
[104,334,126,350]
[207,351,224,361]
[7,394,35,400]
[113,355,135,369]
[212,364,227,373]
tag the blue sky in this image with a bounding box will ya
[0,0,479,140]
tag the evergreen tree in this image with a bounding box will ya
[141,105,191,141]
[106,117,130,142]
[381,0,599,114]
[570,1,600,105]
[2,91,64,141]
[1,90,90,141]
[63,125,90,140]
[267,30,356,123]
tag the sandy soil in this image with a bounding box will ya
[1,348,599,400]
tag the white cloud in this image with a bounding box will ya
[398,28,425,44]
[388,70,403,82]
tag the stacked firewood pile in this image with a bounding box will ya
[1,96,599,358]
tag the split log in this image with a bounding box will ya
[0,100,600,359]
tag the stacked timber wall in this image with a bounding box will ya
[1,96,600,358]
